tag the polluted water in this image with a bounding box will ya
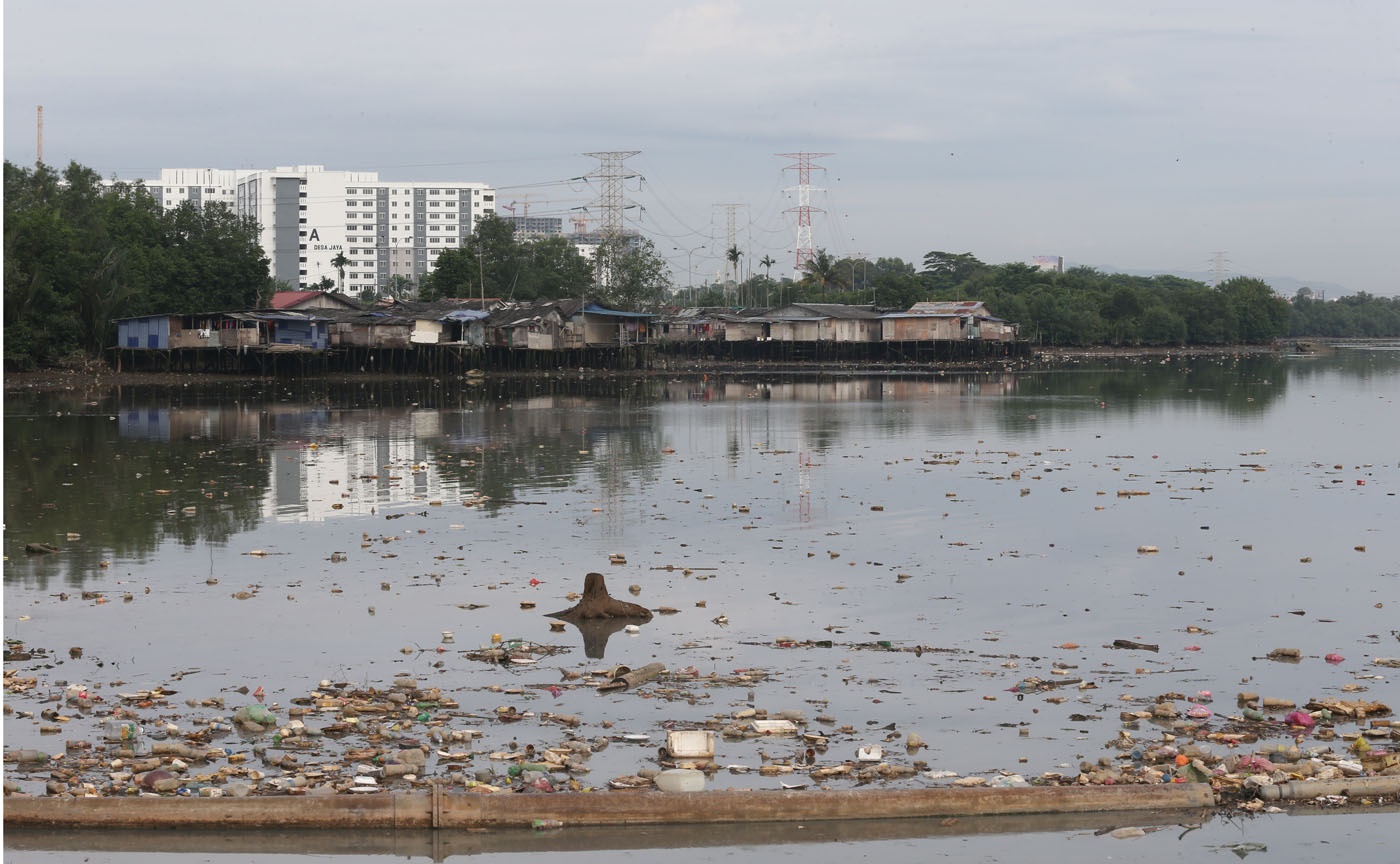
[4,348,1399,861]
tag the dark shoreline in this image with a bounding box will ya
[2,344,1292,393]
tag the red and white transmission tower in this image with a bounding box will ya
[777,152,832,274]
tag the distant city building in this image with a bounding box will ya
[502,215,563,237]
[1032,255,1064,273]
[116,165,497,294]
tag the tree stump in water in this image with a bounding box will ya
[548,572,653,621]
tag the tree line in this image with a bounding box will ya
[6,158,1397,369]
[1286,288,1400,338]
[692,249,1398,345]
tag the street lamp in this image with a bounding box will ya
[674,245,706,302]
[686,245,705,290]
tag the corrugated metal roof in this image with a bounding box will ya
[768,303,880,320]
[906,301,988,315]
[583,302,653,319]
[442,309,489,322]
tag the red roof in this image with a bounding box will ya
[271,291,327,309]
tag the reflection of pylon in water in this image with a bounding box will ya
[798,448,812,522]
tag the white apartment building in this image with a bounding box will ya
[126,165,496,295]
[139,168,244,210]
[235,166,496,294]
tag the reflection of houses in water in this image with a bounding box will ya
[119,408,171,441]
[111,373,1020,524]
[879,376,1018,400]
[119,404,266,441]
[673,375,1018,405]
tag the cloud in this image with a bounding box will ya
[3,0,1397,294]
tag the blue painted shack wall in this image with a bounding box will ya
[117,316,170,350]
[270,319,328,349]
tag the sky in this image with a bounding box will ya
[4,0,1398,295]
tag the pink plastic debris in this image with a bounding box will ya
[1325,653,1345,664]
[1284,710,1316,728]
[1236,755,1276,773]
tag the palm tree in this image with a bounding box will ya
[330,251,350,294]
[802,248,838,300]
[725,246,743,304]
[758,254,777,306]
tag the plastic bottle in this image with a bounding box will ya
[103,718,140,742]
[507,762,553,778]
[103,718,150,754]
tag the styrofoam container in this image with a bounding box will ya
[654,768,706,792]
[856,745,884,762]
[750,719,798,736]
[665,729,715,759]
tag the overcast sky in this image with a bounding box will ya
[5,0,1397,294]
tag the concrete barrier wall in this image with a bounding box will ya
[5,783,1215,830]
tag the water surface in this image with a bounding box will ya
[5,350,1398,860]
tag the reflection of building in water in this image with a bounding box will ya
[265,411,462,522]
[116,403,469,522]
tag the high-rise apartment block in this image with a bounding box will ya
[126,165,496,294]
